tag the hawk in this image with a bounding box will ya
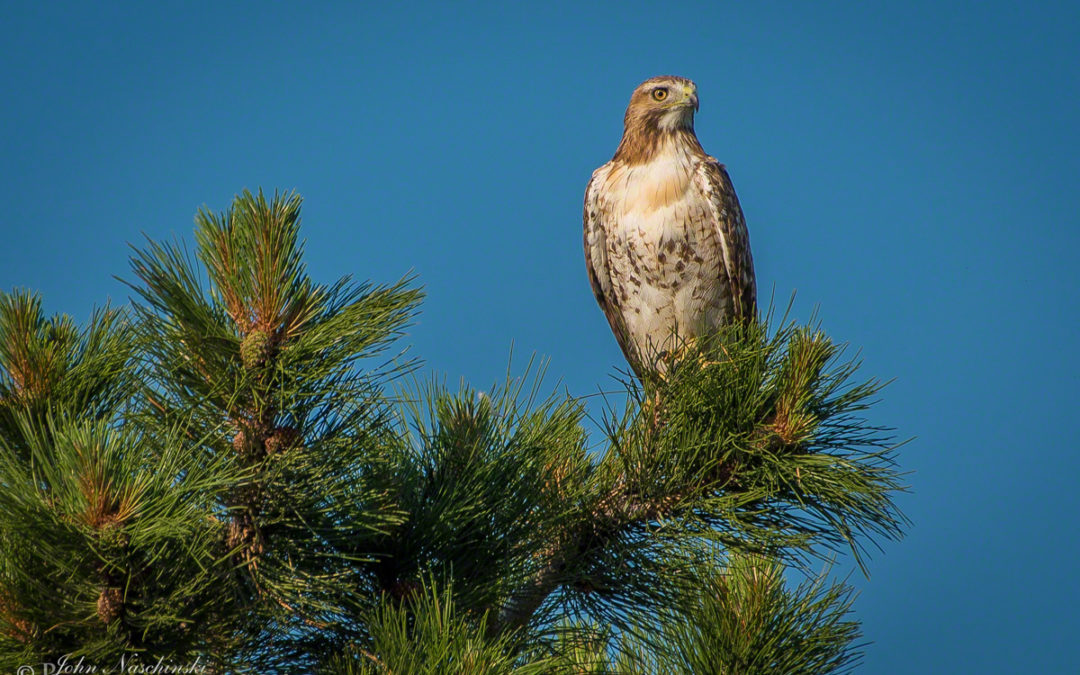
[584,75,756,375]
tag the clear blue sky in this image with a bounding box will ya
[2,2,1078,671]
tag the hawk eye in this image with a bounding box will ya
[652,87,669,101]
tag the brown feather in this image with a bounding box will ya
[584,166,644,373]
[694,158,757,320]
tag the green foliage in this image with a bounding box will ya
[616,554,863,674]
[0,291,134,447]
[325,579,554,675]
[493,319,906,642]
[0,291,245,668]
[123,189,422,669]
[607,321,907,570]
[0,189,906,673]
[368,364,592,622]
[0,416,247,667]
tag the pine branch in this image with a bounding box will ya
[366,360,591,628]
[497,318,907,635]
[0,290,135,436]
[122,189,422,669]
[615,554,863,674]
[323,578,556,674]
[0,403,249,667]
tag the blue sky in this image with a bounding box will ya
[2,1,1078,671]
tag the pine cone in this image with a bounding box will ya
[232,428,262,455]
[265,426,300,455]
[0,594,36,643]
[240,329,272,370]
[99,524,130,552]
[97,587,122,624]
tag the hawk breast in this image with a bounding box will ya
[589,145,732,370]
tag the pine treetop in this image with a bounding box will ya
[0,190,906,673]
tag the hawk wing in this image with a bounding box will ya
[693,157,757,319]
[583,163,642,374]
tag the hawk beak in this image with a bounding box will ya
[684,86,699,111]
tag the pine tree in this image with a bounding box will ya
[0,190,906,673]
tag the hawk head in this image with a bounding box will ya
[624,76,699,133]
[614,76,702,165]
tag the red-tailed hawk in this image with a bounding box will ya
[584,75,756,375]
